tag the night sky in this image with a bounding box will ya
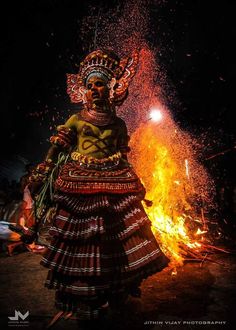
[2,0,236,181]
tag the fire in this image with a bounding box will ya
[130,115,214,265]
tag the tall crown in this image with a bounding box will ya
[79,49,121,83]
[67,49,139,106]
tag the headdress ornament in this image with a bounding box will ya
[67,49,139,106]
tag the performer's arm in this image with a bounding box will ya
[21,115,77,244]
[45,114,78,163]
[29,115,77,191]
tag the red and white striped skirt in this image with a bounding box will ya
[40,161,169,319]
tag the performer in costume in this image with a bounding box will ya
[24,49,170,324]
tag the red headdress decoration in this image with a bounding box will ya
[67,49,139,106]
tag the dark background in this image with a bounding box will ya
[2,0,236,225]
[3,0,236,156]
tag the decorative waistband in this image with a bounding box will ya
[70,151,122,165]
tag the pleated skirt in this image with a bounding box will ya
[40,191,169,319]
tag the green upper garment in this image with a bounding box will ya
[58,114,130,159]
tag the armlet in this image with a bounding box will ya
[50,126,76,149]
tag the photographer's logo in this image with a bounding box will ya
[8,310,29,327]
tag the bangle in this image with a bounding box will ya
[50,126,76,149]
[29,161,54,183]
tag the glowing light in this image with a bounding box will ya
[149,108,163,122]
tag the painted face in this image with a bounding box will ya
[85,76,110,105]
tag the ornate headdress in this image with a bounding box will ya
[67,49,139,106]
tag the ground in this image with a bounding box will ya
[0,248,235,330]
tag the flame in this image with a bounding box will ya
[130,118,214,265]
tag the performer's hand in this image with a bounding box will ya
[28,160,54,196]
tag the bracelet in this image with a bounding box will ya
[50,126,76,149]
[29,161,54,183]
